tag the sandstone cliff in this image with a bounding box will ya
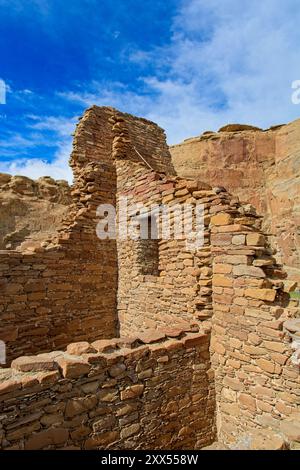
[170,120,300,283]
[0,173,71,251]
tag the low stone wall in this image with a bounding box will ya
[0,238,117,365]
[0,329,215,450]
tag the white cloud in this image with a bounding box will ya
[26,114,77,137]
[2,0,300,182]
[0,140,73,182]
[141,0,300,141]
[0,115,76,182]
[57,81,149,113]
[61,0,300,143]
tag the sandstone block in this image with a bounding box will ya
[270,352,288,365]
[213,274,233,287]
[211,213,233,226]
[243,344,265,355]
[263,341,287,353]
[275,401,292,415]
[248,332,262,345]
[57,356,91,379]
[246,233,265,246]
[257,400,273,413]
[65,396,98,418]
[245,288,276,301]
[220,402,240,416]
[120,423,140,439]
[216,255,250,265]
[227,358,241,369]
[222,388,237,401]
[233,265,265,278]
[256,358,276,373]
[175,188,189,197]
[138,330,166,344]
[116,404,137,417]
[210,338,225,355]
[0,379,21,395]
[232,234,246,245]
[11,356,58,373]
[238,393,256,411]
[121,384,144,400]
[66,342,96,355]
[213,263,232,274]
[25,428,69,450]
[253,258,274,267]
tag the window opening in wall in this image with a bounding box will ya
[136,213,159,276]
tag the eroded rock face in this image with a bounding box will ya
[0,174,72,250]
[170,119,300,282]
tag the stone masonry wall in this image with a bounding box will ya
[170,120,300,283]
[109,110,212,333]
[0,106,177,364]
[0,107,299,450]
[116,160,214,334]
[0,328,215,450]
[0,107,119,365]
[209,203,300,446]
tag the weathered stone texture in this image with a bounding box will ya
[210,204,300,446]
[0,107,120,363]
[0,106,175,364]
[0,330,215,450]
[170,120,300,283]
[116,163,214,334]
[0,106,299,450]
[0,175,71,251]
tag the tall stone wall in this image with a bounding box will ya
[111,110,210,334]
[0,329,215,450]
[0,106,177,364]
[0,107,119,364]
[116,160,214,334]
[170,120,300,283]
[209,202,300,446]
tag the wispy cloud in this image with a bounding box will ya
[0,114,76,182]
[1,0,300,181]
[26,114,77,137]
[0,140,73,182]
[60,0,300,143]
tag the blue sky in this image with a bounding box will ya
[1,0,300,182]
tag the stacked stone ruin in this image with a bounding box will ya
[0,106,299,450]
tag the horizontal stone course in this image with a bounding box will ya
[0,106,299,451]
[0,329,214,450]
